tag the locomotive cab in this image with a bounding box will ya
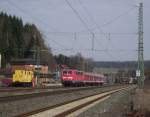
[61,70,74,86]
[61,69,84,86]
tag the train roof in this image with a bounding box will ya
[84,72,104,77]
[62,69,104,77]
[62,69,80,72]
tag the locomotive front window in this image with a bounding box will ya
[63,71,72,75]
[63,71,67,74]
[68,71,72,74]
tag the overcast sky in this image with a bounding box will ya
[0,0,149,61]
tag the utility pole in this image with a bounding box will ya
[92,33,94,51]
[0,53,1,68]
[137,2,145,88]
[33,35,40,86]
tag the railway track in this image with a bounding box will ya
[0,83,121,93]
[0,84,114,94]
[15,85,135,117]
[0,85,62,92]
[0,85,120,102]
[0,85,64,98]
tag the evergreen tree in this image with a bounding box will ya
[0,12,54,68]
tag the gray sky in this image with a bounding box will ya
[0,0,149,61]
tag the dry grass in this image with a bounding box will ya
[130,78,150,117]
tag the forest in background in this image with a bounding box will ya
[0,12,94,71]
[0,12,54,67]
[93,61,150,69]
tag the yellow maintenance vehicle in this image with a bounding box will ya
[12,70,35,87]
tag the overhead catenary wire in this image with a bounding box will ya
[65,0,97,51]
[101,7,136,27]
[46,31,137,36]
[3,0,138,61]
[46,31,137,50]
[52,48,137,61]
[105,50,121,62]
[48,31,137,61]
[5,0,58,32]
[48,38,70,50]
[52,48,137,52]
[77,0,104,33]
[80,7,136,33]
[5,0,69,52]
[77,0,107,49]
[65,0,93,34]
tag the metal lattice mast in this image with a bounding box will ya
[138,2,145,88]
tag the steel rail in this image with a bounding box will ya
[0,85,120,102]
[0,85,62,92]
[54,87,132,117]
[15,85,133,117]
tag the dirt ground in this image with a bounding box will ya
[130,77,150,117]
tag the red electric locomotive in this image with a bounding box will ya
[61,69,106,86]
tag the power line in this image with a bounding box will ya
[48,38,69,50]
[47,31,137,55]
[6,0,58,32]
[52,48,136,52]
[65,0,93,34]
[105,50,121,62]
[80,7,136,32]
[4,0,139,61]
[46,31,137,35]
[52,48,137,61]
[5,1,70,54]
[77,0,106,50]
[101,7,136,27]
[77,0,104,33]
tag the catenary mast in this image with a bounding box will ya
[137,1,145,88]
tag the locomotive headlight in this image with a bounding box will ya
[63,76,73,80]
[67,77,73,79]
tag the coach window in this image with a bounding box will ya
[76,72,83,75]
